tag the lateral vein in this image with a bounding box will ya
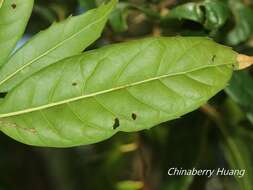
[0,4,112,87]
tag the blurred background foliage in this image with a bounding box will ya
[1,0,253,189]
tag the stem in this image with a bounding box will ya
[237,54,253,70]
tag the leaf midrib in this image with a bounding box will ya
[0,4,111,88]
[0,63,232,118]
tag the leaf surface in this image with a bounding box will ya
[226,0,253,45]
[0,0,4,8]
[162,121,207,190]
[109,3,129,33]
[221,126,253,190]
[78,0,96,10]
[226,71,253,124]
[0,0,116,92]
[165,0,229,31]
[0,0,34,65]
[0,37,237,147]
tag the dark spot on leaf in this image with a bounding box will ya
[113,118,120,129]
[72,82,77,86]
[11,3,16,9]
[0,92,7,98]
[131,113,137,120]
[212,55,216,62]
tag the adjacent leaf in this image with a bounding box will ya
[33,4,57,23]
[0,37,237,147]
[109,2,160,33]
[109,2,129,33]
[226,0,253,45]
[78,0,97,10]
[167,3,203,23]
[0,0,4,8]
[223,97,245,126]
[221,125,253,190]
[226,71,253,124]
[202,0,229,30]
[0,0,117,93]
[161,121,208,190]
[116,181,143,190]
[130,4,160,20]
[0,0,34,65]
[165,0,229,31]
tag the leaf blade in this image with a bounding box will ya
[226,71,253,124]
[0,37,237,147]
[226,0,253,45]
[0,0,34,65]
[164,0,229,31]
[0,0,4,8]
[221,126,253,190]
[0,0,117,92]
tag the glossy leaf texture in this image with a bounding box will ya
[0,0,117,93]
[226,0,253,45]
[165,0,229,31]
[0,37,237,147]
[226,71,253,124]
[0,0,34,65]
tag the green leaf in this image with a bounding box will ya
[162,121,208,190]
[0,37,237,147]
[163,177,193,190]
[130,4,160,20]
[0,0,117,93]
[78,0,97,10]
[221,126,253,190]
[0,0,4,8]
[167,3,204,23]
[226,71,253,124]
[0,0,34,65]
[33,5,57,23]
[109,2,160,33]
[226,0,253,45]
[216,96,253,190]
[223,98,245,126]
[202,0,229,31]
[166,0,229,31]
[116,181,143,190]
[109,3,129,33]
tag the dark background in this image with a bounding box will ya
[1,0,253,190]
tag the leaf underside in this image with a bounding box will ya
[0,37,236,147]
[0,0,116,92]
